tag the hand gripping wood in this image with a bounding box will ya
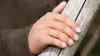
[39,0,100,56]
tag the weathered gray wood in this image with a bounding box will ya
[59,0,100,56]
[39,0,100,56]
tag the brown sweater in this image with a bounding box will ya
[0,0,68,56]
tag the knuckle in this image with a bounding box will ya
[71,31,76,39]
[70,29,76,36]
[69,30,74,38]
[52,32,57,37]
[64,37,69,42]
[55,15,65,22]
[54,30,60,37]
[65,27,75,38]
[70,21,78,29]
[49,29,59,37]
[71,23,78,28]
[60,34,68,42]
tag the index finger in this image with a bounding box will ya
[54,14,81,33]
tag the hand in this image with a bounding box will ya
[28,1,81,54]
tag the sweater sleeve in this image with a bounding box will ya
[0,26,37,56]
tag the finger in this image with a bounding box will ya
[46,12,81,33]
[53,1,67,14]
[54,14,81,33]
[46,35,67,48]
[47,28,74,46]
[47,20,79,41]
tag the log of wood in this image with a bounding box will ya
[39,0,100,56]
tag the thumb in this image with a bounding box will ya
[52,1,67,14]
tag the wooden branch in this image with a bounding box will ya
[39,0,100,56]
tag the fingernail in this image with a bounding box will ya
[76,27,81,33]
[74,34,79,41]
[68,39,74,46]
[62,42,67,48]
[61,1,66,5]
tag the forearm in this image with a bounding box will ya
[0,25,35,56]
